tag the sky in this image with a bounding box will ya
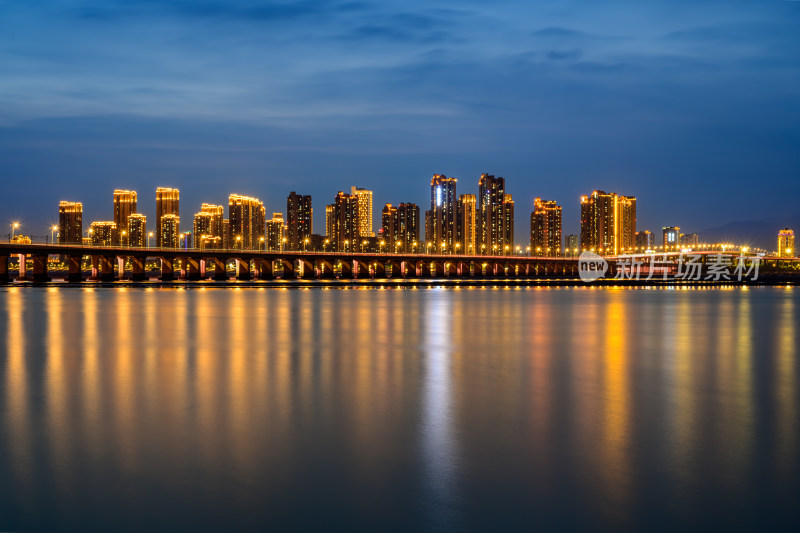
[1,0,798,242]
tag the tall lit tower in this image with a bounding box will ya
[478,174,513,254]
[778,228,795,257]
[457,194,477,254]
[530,198,562,257]
[160,214,180,248]
[58,201,83,244]
[127,214,147,247]
[266,213,286,251]
[287,192,313,250]
[156,187,179,247]
[350,187,373,237]
[580,190,636,255]
[228,194,265,250]
[113,190,137,244]
[193,204,224,249]
[329,191,359,251]
[430,174,458,252]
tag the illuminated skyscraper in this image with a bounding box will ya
[478,174,514,255]
[228,194,266,250]
[266,213,286,251]
[160,214,180,248]
[156,187,179,247]
[193,204,224,249]
[287,192,313,250]
[127,213,147,248]
[565,234,580,256]
[457,194,477,254]
[679,233,699,248]
[382,203,420,251]
[58,201,83,244]
[430,174,458,252]
[90,221,117,246]
[351,187,374,237]
[328,191,359,251]
[635,230,654,249]
[580,190,637,255]
[530,198,562,257]
[113,190,137,244]
[662,227,680,250]
[778,228,795,257]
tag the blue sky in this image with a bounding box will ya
[1,0,798,240]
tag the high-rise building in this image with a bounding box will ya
[478,174,514,255]
[351,187,374,237]
[160,214,180,248]
[193,204,224,249]
[58,201,83,244]
[328,191,359,251]
[457,194,477,254]
[113,190,137,244]
[530,198,562,257]
[325,205,334,239]
[424,209,433,244]
[430,174,458,253]
[662,227,680,250]
[580,190,637,255]
[90,221,117,246]
[228,194,266,250]
[635,230,655,249]
[503,194,515,255]
[382,203,420,252]
[287,192,313,250]
[778,228,795,257]
[156,187,179,247]
[266,213,286,251]
[222,219,230,250]
[127,213,147,248]
[565,234,580,257]
[680,233,699,248]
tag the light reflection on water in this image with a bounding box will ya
[0,286,798,532]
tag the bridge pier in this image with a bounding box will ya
[258,259,274,280]
[32,254,50,283]
[0,255,8,284]
[18,254,27,280]
[372,261,386,279]
[117,257,126,280]
[297,259,314,279]
[338,259,352,279]
[160,258,175,282]
[130,256,146,281]
[316,260,334,279]
[186,257,202,281]
[354,261,370,279]
[277,259,294,279]
[236,258,251,281]
[210,258,227,281]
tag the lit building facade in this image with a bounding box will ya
[382,203,420,251]
[430,174,458,252]
[156,187,179,247]
[228,194,266,250]
[580,190,637,255]
[127,213,147,247]
[565,234,580,256]
[680,232,699,248]
[478,174,514,255]
[530,198,562,257]
[457,194,477,254]
[193,204,224,249]
[90,221,117,246]
[266,213,286,251]
[113,190,137,244]
[287,192,313,250]
[160,214,180,248]
[328,191,359,251]
[663,226,680,250]
[351,187,374,237]
[778,228,795,257]
[635,230,655,249]
[58,201,83,244]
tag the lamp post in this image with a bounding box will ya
[50,224,58,244]
[260,236,265,251]
[304,237,309,252]
[121,230,127,247]
[380,240,385,254]
[147,232,153,248]
[11,222,20,241]
[324,239,329,252]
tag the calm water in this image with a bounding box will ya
[0,285,798,532]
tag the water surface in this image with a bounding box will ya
[1,286,798,531]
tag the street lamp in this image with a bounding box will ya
[427,242,432,254]
[11,222,20,241]
[380,240,385,254]
[412,241,418,254]
[147,232,154,248]
[260,236,265,250]
[362,240,367,253]
[344,239,349,252]
[304,237,309,251]
[324,239,329,252]
[50,224,58,244]
[121,230,127,247]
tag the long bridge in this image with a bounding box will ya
[0,243,798,283]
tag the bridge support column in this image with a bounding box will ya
[258,259,274,280]
[236,259,251,281]
[160,258,175,282]
[431,262,443,277]
[18,254,27,280]
[354,261,370,279]
[298,260,314,279]
[186,257,202,281]
[32,254,50,283]
[0,255,8,284]
[338,260,352,279]
[66,255,83,282]
[130,257,145,281]
[316,260,334,279]
[278,259,294,279]
[372,261,386,279]
[99,256,115,281]
[117,257,126,280]
[211,258,227,281]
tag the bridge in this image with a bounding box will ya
[0,243,798,283]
